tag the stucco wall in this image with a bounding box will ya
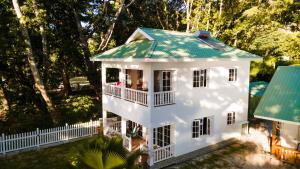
[149,60,250,156]
[102,60,251,157]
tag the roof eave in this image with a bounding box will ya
[90,57,261,62]
[254,115,300,126]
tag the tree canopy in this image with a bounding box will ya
[0,0,299,132]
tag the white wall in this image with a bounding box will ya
[102,60,251,157]
[280,123,300,149]
[149,60,250,156]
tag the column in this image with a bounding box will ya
[121,117,127,136]
[102,64,106,95]
[120,68,126,98]
[147,126,154,166]
[103,110,108,135]
[147,64,154,107]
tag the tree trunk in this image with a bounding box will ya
[206,1,211,31]
[73,10,102,100]
[12,0,57,123]
[62,63,72,97]
[0,81,9,122]
[97,0,125,51]
[219,0,223,18]
[185,0,194,32]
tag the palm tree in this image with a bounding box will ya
[75,136,144,169]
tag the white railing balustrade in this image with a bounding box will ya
[0,119,102,155]
[153,144,175,163]
[104,83,122,98]
[104,83,177,107]
[107,121,121,135]
[154,91,175,106]
[125,88,148,106]
[122,135,132,151]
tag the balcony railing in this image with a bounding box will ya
[153,144,175,163]
[125,88,148,106]
[273,145,300,164]
[154,91,175,106]
[104,83,175,107]
[104,83,121,98]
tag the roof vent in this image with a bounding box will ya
[196,30,210,39]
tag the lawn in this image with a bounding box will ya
[0,136,96,169]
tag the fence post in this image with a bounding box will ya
[65,123,69,142]
[2,133,5,155]
[90,120,93,136]
[36,128,40,149]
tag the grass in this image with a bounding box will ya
[0,136,96,169]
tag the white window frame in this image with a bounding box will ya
[193,69,208,88]
[192,116,212,138]
[227,112,236,125]
[229,68,237,81]
[162,71,172,91]
[153,125,171,148]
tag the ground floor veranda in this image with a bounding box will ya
[102,111,175,166]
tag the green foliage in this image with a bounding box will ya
[1,0,299,132]
[71,136,143,169]
[60,95,98,124]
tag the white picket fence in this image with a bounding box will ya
[0,119,102,155]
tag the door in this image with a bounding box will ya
[162,71,171,91]
[153,125,171,148]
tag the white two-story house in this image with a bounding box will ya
[91,28,261,167]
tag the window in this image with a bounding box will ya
[162,71,171,91]
[192,117,212,138]
[229,68,237,81]
[153,125,171,148]
[227,112,236,125]
[193,69,208,87]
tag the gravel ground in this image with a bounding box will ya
[166,126,299,169]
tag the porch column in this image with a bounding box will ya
[102,64,106,92]
[147,126,154,166]
[120,68,126,98]
[103,110,108,135]
[121,117,127,136]
[147,65,154,107]
[271,121,277,154]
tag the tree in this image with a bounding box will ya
[0,79,9,121]
[73,136,143,169]
[12,0,57,123]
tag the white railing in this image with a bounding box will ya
[107,121,121,135]
[122,135,132,151]
[154,91,175,106]
[125,88,148,106]
[153,144,175,163]
[104,83,121,98]
[0,119,101,155]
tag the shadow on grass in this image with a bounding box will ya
[0,136,96,169]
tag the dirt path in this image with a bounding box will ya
[166,126,298,169]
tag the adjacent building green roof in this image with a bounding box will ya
[254,66,300,125]
[249,81,269,97]
[91,28,261,62]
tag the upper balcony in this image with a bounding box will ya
[103,68,175,107]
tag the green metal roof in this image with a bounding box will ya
[92,28,261,62]
[93,40,155,59]
[254,66,300,125]
[249,81,269,97]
